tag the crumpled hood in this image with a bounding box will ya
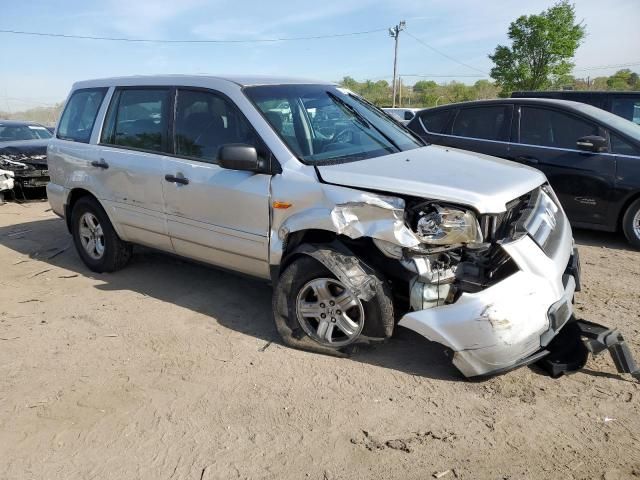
[0,139,48,169]
[316,144,546,214]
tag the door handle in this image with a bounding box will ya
[165,174,189,185]
[514,155,539,165]
[90,159,109,169]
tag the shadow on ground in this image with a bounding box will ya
[0,215,459,382]
[573,227,632,251]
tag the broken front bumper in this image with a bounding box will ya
[399,233,577,377]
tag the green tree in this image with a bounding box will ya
[412,80,438,94]
[606,69,638,90]
[489,1,585,95]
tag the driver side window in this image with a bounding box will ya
[175,89,261,163]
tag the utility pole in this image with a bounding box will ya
[389,20,405,108]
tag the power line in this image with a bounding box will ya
[0,27,387,44]
[574,61,640,72]
[404,30,488,75]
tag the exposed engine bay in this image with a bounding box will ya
[0,141,49,199]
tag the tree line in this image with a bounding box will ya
[339,69,639,109]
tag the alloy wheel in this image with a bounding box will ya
[296,277,365,347]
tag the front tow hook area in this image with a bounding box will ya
[536,318,640,381]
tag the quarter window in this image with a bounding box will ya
[57,88,107,143]
[611,134,640,156]
[451,106,509,141]
[175,89,260,162]
[418,109,452,134]
[519,107,600,150]
[102,88,170,153]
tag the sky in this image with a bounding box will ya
[1,0,639,111]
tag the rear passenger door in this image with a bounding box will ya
[162,88,272,279]
[97,87,174,251]
[508,105,615,226]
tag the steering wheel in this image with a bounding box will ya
[333,126,354,144]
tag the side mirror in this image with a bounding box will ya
[404,111,415,121]
[576,135,608,153]
[218,144,264,172]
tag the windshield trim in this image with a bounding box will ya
[242,84,426,166]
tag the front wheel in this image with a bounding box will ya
[71,196,132,273]
[622,198,640,249]
[273,254,394,355]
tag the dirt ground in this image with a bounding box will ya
[0,200,638,480]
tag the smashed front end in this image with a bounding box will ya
[0,143,49,197]
[395,185,578,377]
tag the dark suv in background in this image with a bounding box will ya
[407,98,640,247]
[512,91,640,125]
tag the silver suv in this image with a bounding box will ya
[47,75,579,378]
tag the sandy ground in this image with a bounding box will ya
[0,200,639,480]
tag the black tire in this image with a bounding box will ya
[273,254,394,356]
[622,198,640,249]
[71,196,132,273]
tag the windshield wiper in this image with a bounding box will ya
[326,91,371,129]
[327,91,401,151]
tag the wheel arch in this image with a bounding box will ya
[64,188,123,239]
[273,228,393,283]
[618,191,640,229]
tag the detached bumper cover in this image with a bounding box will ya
[399,230,575,377]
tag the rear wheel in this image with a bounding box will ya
[622,198,640,249]
[71,196,132,272]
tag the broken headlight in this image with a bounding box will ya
[413,204,482,245]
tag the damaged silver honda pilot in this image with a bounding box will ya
[47,75,585,378]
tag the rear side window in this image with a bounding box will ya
[451,106,509,141]
[102,88,171,153]
[519,107,599,150]
[418,109,451,134]
[175,89,261,162]
[57,88,107,143]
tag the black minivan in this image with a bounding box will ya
[407,98,640,247]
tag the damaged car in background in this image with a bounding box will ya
[0,139,50,199]
[47,76,639,380]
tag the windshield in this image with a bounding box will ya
[572,102,640,140]
[0,124,53,142]
[244,84,424,164]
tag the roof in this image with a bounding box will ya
[416,97,595,112]
[73,74,333,90]
[513,90,640,97]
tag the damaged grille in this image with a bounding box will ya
[480,191,531,242]
[481,186,565,258]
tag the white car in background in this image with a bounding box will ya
[383,107,420,124]
[0,169,15,202]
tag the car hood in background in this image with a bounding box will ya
[316,144,546,214]
[0,139,48,168]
